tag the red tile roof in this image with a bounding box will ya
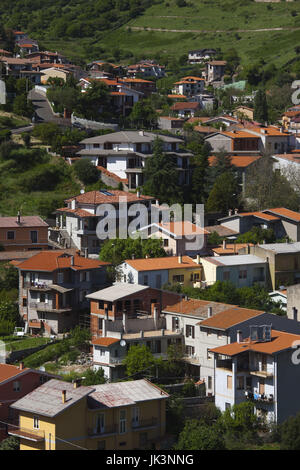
[65,190,154,205]
[0,216,48,228]
[209,155,261,168]
[17,251,110,272]
[125,256,199,272]
[210,329,300,355]
[266,207,300,222]
[200,307,264,330]
[0,364,29,384]
[171,102,199,111]
[92,337,120,347]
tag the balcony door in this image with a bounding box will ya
[132,407,139,427]
[259,379,265,395]
[95,413,105,434]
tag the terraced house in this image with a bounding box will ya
[17,251,110,335]
[9,378,168,450]
[77,130,192,190]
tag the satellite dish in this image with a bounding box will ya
[120,340,126,347]
[39,366,46,372]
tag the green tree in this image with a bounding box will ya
[123,344,156,378]
[73,159,99,185]
[279,412,300,450]
[0,436,19,450]
[206,171,240,214]
[175,419,226,450]
[129,98,157,128]
[143,138,181,204]
[254,89,268,123]
[12,94,34,117]
[99,237,166,267]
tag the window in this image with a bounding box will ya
[223,271,230,281]
[172,317,179,331]
[98,318,103,330]
[57,272,64,284]
[13,381,21,392]
[163,239,169,247]
[7,231,15,240]
[185,345,195,356]
[207,376,212,390]
[191,272,200,281]
[98,300,104,310]
[225,403,231,410]
[33,416,39,429]
[186,325,195,339]
[237,376,244,390]
[22,298,27,307]
[239,270,247,279]
[227,375,232,390]
[119,410,127,434]
[143,275,148,286]
[173,275,184,283]
[95,413,105,434]
[30,231,38,244]
[132,407,139,426]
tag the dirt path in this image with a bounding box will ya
[128,26,300,34]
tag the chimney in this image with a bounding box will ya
[228,209,232,216]
[139,130,144,136]
[223,239,227,250]
[132,254,135,260]
[237,330,243,343]
[62,390,66,404]
[19,362,24,370]
[234,208,238,215]
[102,318,107,337]
[73,379,81,389]
[178,254,182,264]
[208,306,213,317]
[196,254,201,264]
[84,248,88,258]
[17,211,21,224]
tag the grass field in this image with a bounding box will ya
[41,0,300,68]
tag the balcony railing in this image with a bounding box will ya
[29,302,72,312]
[7,425,45,442]
[245,390,274,403]
[132,418,158,430]
[87,424,118,437]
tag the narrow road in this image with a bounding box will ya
[28,89,71,128]
[128,26,300,34]
[11,125,34,134]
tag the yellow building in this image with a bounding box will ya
[9,379,169,450]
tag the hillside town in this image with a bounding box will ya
[2,16,300,453]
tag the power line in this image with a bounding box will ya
[0,419,89,451]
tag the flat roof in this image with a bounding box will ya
[257,242,300,254]
[202,254,266,266]
[86,283,149,302]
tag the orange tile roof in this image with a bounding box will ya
[171,102,199,110]
[56,208,97,218]
[0,364,29,384]
[17,251,110,272]
[187,117,210,123]
[212,243,254,255]
[266,207,300,222]
[194,126,217,134]
[181,76,204,81]
[210,329,300,355]
[167,94,187,99]
[247,126,290,137]
[238,211,279,221]
[92,337,120,347]
[125,256,199,272]
[65,190,154,205]
[209,155,261,168]
[163,298,237,317]
[220,130,260,139]
[157,221,209,236]
[200,307,264,330]
[121,78,153,83]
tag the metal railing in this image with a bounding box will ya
[87,424,117,436]
[132,418,158,429]
[7,425,45,442]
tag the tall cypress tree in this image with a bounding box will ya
[254,89,268,123]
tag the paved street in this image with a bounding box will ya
[28,89,72,127]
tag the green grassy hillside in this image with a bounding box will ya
[40,0,300,68]
[2,0,300,67]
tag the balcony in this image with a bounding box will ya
[245,390,274,403]
[87,424,118,437]
[7,425,45,442]
[24,282,52,291]
[249,368,273,378]
[132,418,158,430]
[29,302,72,313]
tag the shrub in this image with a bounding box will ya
[73,159,99,185]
